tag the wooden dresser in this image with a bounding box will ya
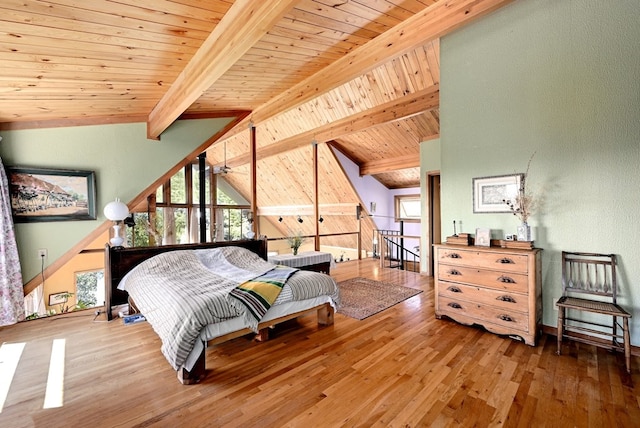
[434,244,542,346]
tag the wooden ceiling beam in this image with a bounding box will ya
[225,0,513,136]
[146,0,298,140]
[225,85,439,167]
[357,133,440,175]
[360,154,421,176]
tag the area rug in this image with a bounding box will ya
[337,277,423,320]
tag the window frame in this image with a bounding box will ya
[394,194,421,223]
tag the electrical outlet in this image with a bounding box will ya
[37,248,48,258]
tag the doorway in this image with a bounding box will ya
[425,172,441,276]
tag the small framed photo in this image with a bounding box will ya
[472,174,523,213]
[7,166,97,222]
[475,228,491,247]
[49,292,69,306]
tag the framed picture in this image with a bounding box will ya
[7,166,97,222]
[48,291,70,306]
[472,174,523,213]
[475,228,491,247]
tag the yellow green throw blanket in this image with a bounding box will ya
[229,265,298,322]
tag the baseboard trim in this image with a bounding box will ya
[542,325,640,357]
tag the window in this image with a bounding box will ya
[127,160,250,246]
[215,192,252,241]
[394,194,421,223]
[75,270,104,309]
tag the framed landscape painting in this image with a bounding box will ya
[7,166,97,222]
[472,174,523,214]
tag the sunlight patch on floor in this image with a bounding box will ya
[0,342,25,413]
[43,339,65,409]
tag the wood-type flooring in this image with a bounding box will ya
[1,259,638,427]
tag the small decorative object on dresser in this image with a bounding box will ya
[434,244,542,346]
[446,232,471,245]
[475,228,491,247]
[517,223,531,241]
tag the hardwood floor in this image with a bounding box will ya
[1,259,638,427]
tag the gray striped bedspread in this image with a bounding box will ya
[118,246,339,371]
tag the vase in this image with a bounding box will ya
[517,222,531,241]
[292,247,299,256]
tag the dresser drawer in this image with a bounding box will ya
[437,247,529,274]
[438,264,529,293]
[438,281,528,313]
[438,295,529,332]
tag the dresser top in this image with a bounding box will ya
[434,243,542,254]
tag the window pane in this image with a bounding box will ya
[192,164,210,205]
[206,208,212,241]
[156,208,165,244]
[174,207,188,243]
[220,208,245,241]
[395,195,421,221]
[217,188,236,205]
[400,199,421,218]
[75,270,104,309]
[155,186,163,204]
[171,169,186,204]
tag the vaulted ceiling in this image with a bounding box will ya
[0,0,513,249]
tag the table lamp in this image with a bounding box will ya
[104,198,129,247]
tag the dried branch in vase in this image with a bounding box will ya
[504,152,538,223]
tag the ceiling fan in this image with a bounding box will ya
[213,141,232,175]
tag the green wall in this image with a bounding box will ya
[440,0,640,344]
[0,118,233,282]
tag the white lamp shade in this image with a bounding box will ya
[103,198,129,221]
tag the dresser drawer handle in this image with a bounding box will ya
[498,314,515,322]
[448,302,462,309]
[446,253,461,259]
[447,269,461,276]
[447,286,462,293]
[496,295,517,303]
[497,257,515,264]
[498,275,516,284]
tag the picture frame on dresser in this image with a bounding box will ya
[472,174,523,213]
[475,228,491,246]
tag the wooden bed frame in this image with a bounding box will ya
[104,238,335,384]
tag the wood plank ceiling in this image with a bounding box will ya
[0,0,514,251]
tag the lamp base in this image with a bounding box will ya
[110,236,124,247]
[110,223,124,247]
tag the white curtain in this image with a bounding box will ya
[23,284,45,318]
[0,154,25,325]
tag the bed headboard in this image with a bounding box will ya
[104,238,268,320]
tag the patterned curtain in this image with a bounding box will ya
[0,155,25,326]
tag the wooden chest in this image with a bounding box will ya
[434,244,542,346]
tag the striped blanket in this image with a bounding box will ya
[229,265,298,321]
[118,247,339,372]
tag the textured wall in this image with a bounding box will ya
[440,0,640,343]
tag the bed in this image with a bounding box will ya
[104,238,339,384]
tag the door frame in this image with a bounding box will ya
[424,171,441,276]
